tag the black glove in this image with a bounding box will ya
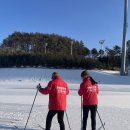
[37,83,42,90]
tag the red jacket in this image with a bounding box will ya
[39,77,69,110]
[78,77,99,105]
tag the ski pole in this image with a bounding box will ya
[24,87,39,130]
[65,111,72,130]
[81,96,83,130]
[97,110,105,130]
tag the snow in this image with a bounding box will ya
[0,68,130,130]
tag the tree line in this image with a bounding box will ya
[0,31,129,69]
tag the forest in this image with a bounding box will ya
[0,32,129,69]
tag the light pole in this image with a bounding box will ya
[71,41,73,56]
[45,43,48,54]
[99,40,105,57]
[120,0,128,75]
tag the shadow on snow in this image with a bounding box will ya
[0,125,36,130]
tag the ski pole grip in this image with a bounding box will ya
[36,83,42,89]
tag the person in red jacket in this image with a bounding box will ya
[78,70,99,130]
[37,72,69,130]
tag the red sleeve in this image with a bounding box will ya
[66,84,69,95]
[78,83,84,96]
[96,84,99,94]
[39,81,52,95]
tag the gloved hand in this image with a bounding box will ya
[37,83,42,90]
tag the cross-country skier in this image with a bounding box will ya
[78,70,99,130]
[37,72,69,130]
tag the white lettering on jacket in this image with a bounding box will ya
[56,86,66,94]
[87,86,96,92]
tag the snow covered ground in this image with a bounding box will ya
[0,68,130,130]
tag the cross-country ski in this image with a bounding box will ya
[0,69,130,130]
[0,1,130,128]
[97,123,105,130]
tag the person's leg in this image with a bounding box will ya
[83,105,90,130]
[46,110,57,130]
[90,105,97,130]
[57,111,65,130]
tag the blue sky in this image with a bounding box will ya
[0,0,129,50]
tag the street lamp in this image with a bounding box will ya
[120,0,128,75]
[99,40,105,57]
[71,41,73,56]
[45,43,48,54]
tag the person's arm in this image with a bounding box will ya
[78,83,83,96]
[66,84,69,95]
[96,84,99,94]
[39,81,52,95]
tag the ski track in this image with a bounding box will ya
[0,68,130,130]
[0,103,130,130]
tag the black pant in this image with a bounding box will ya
[45,110,65,130]
[83,105,97,130]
